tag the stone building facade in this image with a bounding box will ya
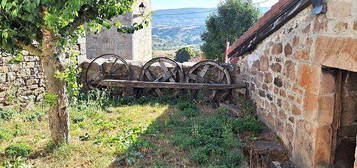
[226,0,357,167]
[79,0,152,62]
[0,52,45,109]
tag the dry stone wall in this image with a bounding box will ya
[236,0,357,167]
[0,53,45,109]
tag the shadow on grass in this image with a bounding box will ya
[95,91,264,168]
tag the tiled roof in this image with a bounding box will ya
[227,0,311,57]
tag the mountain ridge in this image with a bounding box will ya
[152,7,270,51]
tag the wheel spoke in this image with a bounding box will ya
[145,71,163,96]
[198,64,210,78]
[109,58,119,74]
[217,71,225,83]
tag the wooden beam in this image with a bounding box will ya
[99,80,246,90]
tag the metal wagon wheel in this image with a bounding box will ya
[186,60,231,101]
[85,54,132,90]
[139,57,184,97]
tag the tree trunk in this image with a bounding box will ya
[41,27,70,145]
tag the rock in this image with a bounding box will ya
[271,63,282,73]
[272,43,283,55]
[283,60,296,80]
[284,44,293,57]
[274,77,283,87]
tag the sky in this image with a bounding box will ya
[152,0,279,10]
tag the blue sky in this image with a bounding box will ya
[152,0,278,10]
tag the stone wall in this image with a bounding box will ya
[236,0,357,167]
[0,53,45,109]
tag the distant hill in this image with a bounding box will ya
[152,7,270,51]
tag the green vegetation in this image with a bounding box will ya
[201,0,259,62]
[0,0,148,145]
[175,47,196,63]
[0,90,263,167]
[1,158,36,168]
[5,143,32,157]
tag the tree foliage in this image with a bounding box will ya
[201,0,259,62]
[0,0,149,145]
[0,0,147,56]
[175,47,195,63]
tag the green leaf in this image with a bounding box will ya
[7,53,24,64]
[1,0,6,9]
[2,31,8,39]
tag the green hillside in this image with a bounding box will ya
[152,7,270,50]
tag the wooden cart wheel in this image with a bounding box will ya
[139,57,184,97]
[85,54,131,89]
[186,60,231,101]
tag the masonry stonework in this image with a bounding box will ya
[0,53,45,109]
[233,0,357,167]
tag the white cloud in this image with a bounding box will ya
[253,0,279,7]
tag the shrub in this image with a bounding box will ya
[0,109,16,121]
[191,146,209,164]
[174,47,195,63]
[5,143,33,157]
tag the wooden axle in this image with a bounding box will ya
[99,80,246,90]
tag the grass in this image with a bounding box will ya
[0,90,263,168]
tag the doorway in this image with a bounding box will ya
[333,70,357,168]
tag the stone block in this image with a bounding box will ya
[6,72,16,82]
[283,60,296,80]
[320,70,336,94]
[313,125,333,167]
[303,92,319,121]
[0,67,8,73]
[292,120,314,167]
[314,36,357,72]
[264,72,273,83]
[294,49,310,60]
[27,62,36,68]
[285,123,294,144]
[260,56,269,71]
[292,104,302,116]
[274,77,283,88]
[284,43,292,57]
[317,95,335,125]
[333,22,348,33]
[272,43,283,55]
[327,1,352,18]
[313,16,328,33]
[26,79,38,85]
[0,73,6,83]
[271,63,282,73]
[298,63,321,94]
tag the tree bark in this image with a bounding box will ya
[41,27,70,145]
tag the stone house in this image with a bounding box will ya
[226,0,356,167]
[78,0,152,62]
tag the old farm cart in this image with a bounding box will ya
[85,54,246,101]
